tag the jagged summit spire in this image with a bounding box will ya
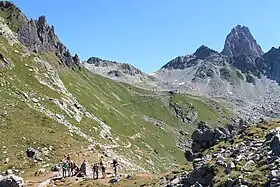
[221,25,263,58]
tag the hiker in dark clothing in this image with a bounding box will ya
[112,159,119,179]
[69,161,75,177]
[92,163,99,179]
[80,160,87,176]
[66,155,71,177]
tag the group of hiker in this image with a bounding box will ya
[61,155,78,177]
[60,155,119,180]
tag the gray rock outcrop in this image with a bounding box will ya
[18,16,79,67]
[182,164,215,186]
[191,121,217,152]
[170,101,198,123]
[266,127,280,156]
[191,119,248,153]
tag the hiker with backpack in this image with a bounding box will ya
[92,162,99,179]
[62,160,68,178]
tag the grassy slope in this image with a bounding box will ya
[0,32,232,177]
[60,68,187,170]
[171,93,233,126]
[0,37,86,177]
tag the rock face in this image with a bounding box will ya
[191,119,248,153]
[18,16,78,67]
[256,47,280,83]
[221,25,263,58]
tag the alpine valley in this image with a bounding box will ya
[0,1,279,187]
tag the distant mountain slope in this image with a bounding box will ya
[155,25,280,121]
[82,57,158,87]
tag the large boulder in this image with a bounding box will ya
[0,174,24,187]
[26,147,36,158]
[191,121,217,152]
[26,147,43,161]
[190,120,248,153]
[184,149,194,162]
[266,128,280,156]
[238,118,249,132]
[182,164,216,186]
[271,135,280,156]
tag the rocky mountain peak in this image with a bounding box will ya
[194,45,219,60]
[221,25,263,58]
[17,14,79,67]
[0,1,15,8]
[37,15,47,27]
[86,57,116,66]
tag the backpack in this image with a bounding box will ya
[63,162,68,169]
[93,163,98,170]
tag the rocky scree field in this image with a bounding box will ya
[141,119,280,187]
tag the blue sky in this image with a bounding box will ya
[13,0,280,73]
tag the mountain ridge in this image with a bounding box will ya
[154,24,280,121]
